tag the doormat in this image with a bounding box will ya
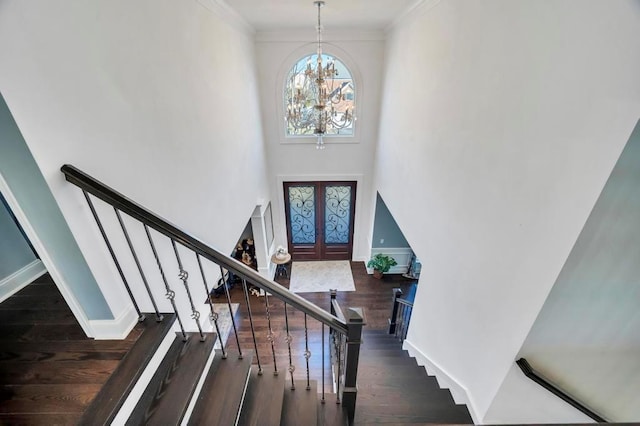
[210,303,239,350]
[289,261,355,293]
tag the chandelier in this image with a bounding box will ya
[285,1,356,149]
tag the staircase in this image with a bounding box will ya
[60,164,472,425]
[79,314,347,425]
[356,330,473,424]
[79,317,471,425]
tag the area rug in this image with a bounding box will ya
[210,303,239,350]
[289,260,355,293]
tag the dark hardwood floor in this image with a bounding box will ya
[2,262,465,425]
[0,273,144,425]
[220,261,416,394]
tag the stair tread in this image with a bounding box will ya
[78,313,176,426]
[280,380,318,426]
[317,399,348,426]
[127,332,215,425]
[237,367,285,426]
[354,404,473,424]
[188,350,253,426]
[359,349,412,357]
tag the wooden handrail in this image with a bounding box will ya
[516,358,608,422]
[61,164,348,335]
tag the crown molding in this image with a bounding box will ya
[385,0,442,33]
[196,0,255,35]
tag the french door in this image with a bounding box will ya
[284,181,356,261]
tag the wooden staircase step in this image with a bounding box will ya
[126,332,215,425]
[357,363,429,377]
[188,350,253,425]
[359,349,412,358]
[358,355,425,366]
[317,399,348,426]
[280,380,319,426]
[356,385,457,407]
[354,404,473,424]
[361,340,404,349]
[237,366,285,426]
[357,380,453,399]
[78,313,176,426]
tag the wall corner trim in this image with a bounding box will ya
[0,259,47,303]
[386,0,442,33]
[88,306,139,340]
[403,338,482,424]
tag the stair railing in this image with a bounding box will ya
[388,287,413,341]
[330,290,364,424]
[516,358,608,422]
[61,164,363,424]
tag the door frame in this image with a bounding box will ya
[277,174,363,261]
[283,181,357,261]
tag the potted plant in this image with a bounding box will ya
[367,253,397,279]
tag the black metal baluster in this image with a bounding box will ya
[321,323,325,403]
[336,332,342,404]
[218,266,242,359]
[242,278,262,375]
[264,292,278,375]
[82,191,144,322]
[144,225,186,340]
[284,302,295,390]
[197,254,226,358]
[171,240,205,342]
[304,313,311,390]
[114,208,163,321]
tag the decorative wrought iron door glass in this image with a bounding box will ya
[288,186,316,244]
[324,185,351,244]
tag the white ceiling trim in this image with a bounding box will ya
[386,0,443,33]
[196,0,255,34]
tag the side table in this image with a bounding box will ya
[271,253,292,279]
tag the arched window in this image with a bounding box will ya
[284,53,356,138]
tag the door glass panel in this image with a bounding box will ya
[325,185,352,244]
[288,186,316,244]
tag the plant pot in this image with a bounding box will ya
[373,269,383,279]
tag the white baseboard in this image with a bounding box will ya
[0,259,46,303]
[367,247,412,274]
[403,339,481,424]
[88,305,139,340]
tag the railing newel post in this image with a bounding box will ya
[388,288,402,334]
[342,306,364,426]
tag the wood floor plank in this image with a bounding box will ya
[0,383,101,414]
[0,275,145,424]
[0,412,81,425]
[0,360,120,384]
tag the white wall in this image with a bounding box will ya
[484,364,595,424]
[507,119,640,422]
[376,0,640,421]
[254,30,385,261]
[0,0,269,335]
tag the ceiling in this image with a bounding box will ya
[221,0,418,31]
